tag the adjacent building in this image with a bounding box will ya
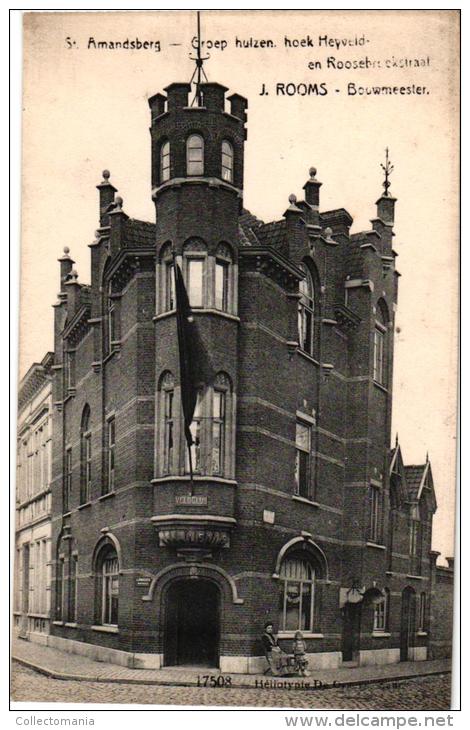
[14,352,54,642]
[15,76,452,672]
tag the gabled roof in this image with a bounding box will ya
[404,461,437,513]
[256,220,287,251]
[124,219,156,247]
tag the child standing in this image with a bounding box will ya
[292,630,309,676]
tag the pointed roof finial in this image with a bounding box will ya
[189,11,209,107]
[426,450,429,463]
[395,432,399,447]
[380,147,394,197]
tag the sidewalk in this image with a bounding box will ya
[12,638,451,690]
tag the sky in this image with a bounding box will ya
[18,10,459,562]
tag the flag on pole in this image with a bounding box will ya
[173,257,198,449]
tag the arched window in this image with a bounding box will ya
[160,141,170,182]
[298,264,316,356]
[95,542,119,627]
[373,300,388,386]
[186,134,204,176]
[80,405,91,505]
[221,140,234,182]
[278,554,317,633]
[159,372,175,475]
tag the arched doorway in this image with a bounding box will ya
[164,579,220,667]
[400,587,416,661]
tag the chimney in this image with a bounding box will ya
[148,93,167,122]
[57,247,75,296]
[108,196,128,255]
[64,269,81,315]
[303,167,322,228]
[283,193,304,260]
[96,170,117,227]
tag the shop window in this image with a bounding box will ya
[278,555,316,633]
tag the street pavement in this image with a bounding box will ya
[11,663,452,709]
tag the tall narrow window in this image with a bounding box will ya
[409,519,419,556]
[56,557,64,621]
[80,405,91,505]
[102,554,119,626]
[64,448,72,513]
[108,301,116,352]
[65,351,74,390]
[221,140,234,182]
[163,382,174,474]
[187,258,204,307]
[279,555,316,633]
[160,141,170,182]
[298,265,315,356]
[373,302,388,386]
[212,389,226,475]
[418,592,427,632]
[295,420,311,498]
[185,391,203,474]
[165,260,175,311]
[369,485,381,543]
[373,589,389,632]
[68,555,78,623]
[186,134,204,176]
[106,418,116,493]
[215,260,229,311]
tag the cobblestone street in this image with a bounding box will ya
[11,664,452,710]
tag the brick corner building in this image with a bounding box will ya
[30,77,453,671]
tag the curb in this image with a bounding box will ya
[12,656,451,690]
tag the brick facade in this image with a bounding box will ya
[39,77,452,672]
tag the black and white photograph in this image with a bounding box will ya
[10,9,459,714]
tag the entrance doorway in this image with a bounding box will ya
[341,602,361,663]
[400,587,416,662]
[164,579,220,667]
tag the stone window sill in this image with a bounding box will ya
[297,349,320,366]
[92,625,119,634]
[366,541,387,550]
[98,492,115,502]
[65,623,78,628]
[417,631,428,637]
[52,621,64,626]
[373,381,389,394]
[406,574,425,580]
[292,495,320,508]
[77,501,92,510]
[372,631,391,638]
[278,632,324,640]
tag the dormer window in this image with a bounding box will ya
[186,134,204,176]
[160,141,170,182]
[221,140,233,182]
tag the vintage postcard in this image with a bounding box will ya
[12,9,459,713]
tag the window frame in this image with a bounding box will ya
[278,555,316,634]
[64,447,72,513]
[298,265,316,356]
[186,134,204,176]
[221,140,234,182]
[160,140,171,182]
[68,554,78,623]
[295,419,312,499]
[105,417,116,494]
[368,485,382,544]
[373,589,389,633]
[418,592,427,632]
[101,554,119,626]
